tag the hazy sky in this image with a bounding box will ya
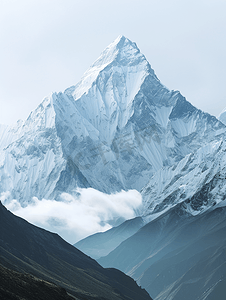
[0,0,226,125]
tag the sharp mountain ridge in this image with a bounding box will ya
[0,36,225,206]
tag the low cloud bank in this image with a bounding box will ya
[1,188,142,244]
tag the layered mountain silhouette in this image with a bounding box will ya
[98,204,226,300]
[0,201,152,300]
[75,216,144,259]
[1,36,226,300]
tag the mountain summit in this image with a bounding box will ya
[0,36,225,204]
[66,35,155,101]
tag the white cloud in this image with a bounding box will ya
[1,188,142,244]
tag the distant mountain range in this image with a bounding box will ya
[97,203,226,300]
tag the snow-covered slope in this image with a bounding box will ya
[72,135,226,259]
[141,137,226,219]
[0,97,67,205]
[0,36,225,204]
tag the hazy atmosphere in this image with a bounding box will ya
[0,0,226,125]
[1,2,226,299]
[1,189,142,243]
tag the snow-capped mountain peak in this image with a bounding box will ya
[1,36,225,205]
[61,36,155,148]
[65,35,151,101]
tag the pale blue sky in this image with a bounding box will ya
[0,0,225,125]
